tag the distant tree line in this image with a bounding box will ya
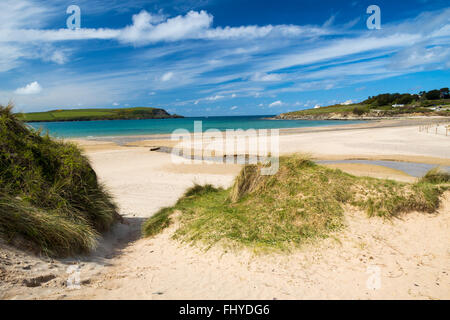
[363,88,449,107]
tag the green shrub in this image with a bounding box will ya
[352,107,366,115]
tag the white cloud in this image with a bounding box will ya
[230,105,238,110]
[37,47,71,65]
[0,0,49,30]
[251,72,283,82]
[269,100,283,107]
[314,104,321,109]
[1,3,450,111]
[268,33,421,72]
[0,9,331,45]
[340,100,354,105]
[112,102,119,106]
[389,45,450,70]
[161,71,174,81]
[205,95,224,101]
[2,80,126,112]
[0,45,24,72]
[14,81,42,95]
[191,94,226,105]
[203,24,330,40]
[322,15,336,28]
[49,50,68,65]
[119,10,212,45]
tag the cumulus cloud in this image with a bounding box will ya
[118,10,212,45]
[340,100,354,105]
[161,71,174,81]
[15,81,42,95]
[230,105,238,110]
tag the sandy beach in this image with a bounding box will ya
[1,120,449,300]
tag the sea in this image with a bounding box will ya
[27,115,365,138]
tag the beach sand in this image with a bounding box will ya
[1,120,449,300]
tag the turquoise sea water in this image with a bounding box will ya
[27,116,365,138]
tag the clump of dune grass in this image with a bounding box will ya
[141,207,173,237]
[142,184,219,237]
[143,154,447,251]
[0,104,120,256]
[419,167,450,184]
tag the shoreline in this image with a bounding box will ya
[62,117,449,143]
[68,118,450,166]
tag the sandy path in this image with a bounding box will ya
[88,148,240,219]
[0,149,241,300]
[50,193,450,300]
[1,123,449,300]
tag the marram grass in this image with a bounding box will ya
[143,154,448,251]
[0,104,120,256]
[419,167,450,184]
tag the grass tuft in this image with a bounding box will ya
[143,154,447,251]
[142,207,173,237]
[420,167,450,184]
[0,104,120,256]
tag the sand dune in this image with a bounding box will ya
[1,121,449,300]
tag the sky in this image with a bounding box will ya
[0,0,449,116]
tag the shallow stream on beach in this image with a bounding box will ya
[151,147,449,178]
[316,160,450,177]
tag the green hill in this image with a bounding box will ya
[0,104,121,256]
[278,88,450,119]
[16,107,183,122]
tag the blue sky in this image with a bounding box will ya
[0,0,449,116]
